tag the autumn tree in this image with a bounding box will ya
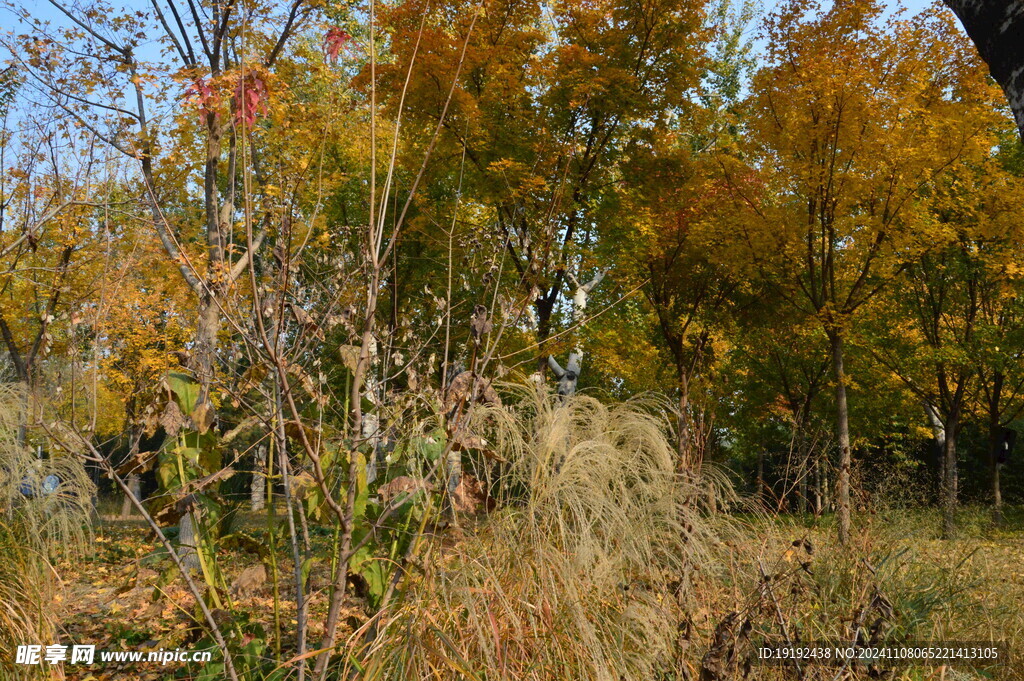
[606,143,739,455]
[867,244,981,538]
[965,136,1024,526]
[726,313,832,512]
[378,0,710,388]
[0,74,115,441]
[730,0,1003,544]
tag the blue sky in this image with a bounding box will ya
[763,0,940,14]
[748,1,965,59]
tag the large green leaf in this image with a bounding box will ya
[166,372,200,414]
[156,450,182,489]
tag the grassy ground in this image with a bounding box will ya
[686,505,1024,681]
[41,504,1024,680]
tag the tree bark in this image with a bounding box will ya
[677,373,690,461]
[120,424,143,519]
[178,512,200,573]
[986,371,1005,527]
[251,444,267,512]
[924,401,947,501]
[798,462,808,515]
[177,294,221,572]
[756,447,765,510]
[547,269,607,398]
[193,293,222,408]
[941,410,960,539]
[988,417,1004,527]
[120,474,141,519]
[830,332,852,546]
[814,459,823,515]
[361,336,381,485]
[943,0,1024,139]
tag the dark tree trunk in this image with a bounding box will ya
[535,295,555,375]
[988,421,1004,527]
[756,447,765,509]
[986,370,1005,526]
[677,373,690,460]
[798,464,808,515]
[830,332,852,545]
[814,459,823,515]
[941,411,960,539]
[943,1,1024,139]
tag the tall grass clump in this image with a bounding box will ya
[0,383,94,673]
[356,387,738,681]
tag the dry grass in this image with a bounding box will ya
[0,383,94,675]
[688,511,1024,680]
[353,387,740,680]
[341,387,1022,681]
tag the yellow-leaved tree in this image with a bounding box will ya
[726,0,1005,544]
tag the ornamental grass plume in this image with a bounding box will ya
[354,386,739,681]
[0,383,93,675]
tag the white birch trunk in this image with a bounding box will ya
[924,400,948,499]
[362,336,382,484]
[547,269,608,398]
[251,444,266,512]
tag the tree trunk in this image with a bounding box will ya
[988,418,1004,527]
[548,270,606,398]
[798,463,808,515]
[120,424,143,519]
[756,448,766,509]
[993,455,1003,526]
[362,336,381,484]
[193,294,222,408]
[120,474,141,519]
[677,373,690,462]
[251,444,267,512]
[830,332,852,545]
[943,0,1024,139]
[941,411,959,540]
[924,401,946,502]
[814,459,823,515]
[794,411,810,515]
[175,294,221,572]
[984,370,1006,526]
[178,512,200,573]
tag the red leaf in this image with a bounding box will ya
[185,77,217,121]
[324,27,351,64]
[234,75,268,129]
